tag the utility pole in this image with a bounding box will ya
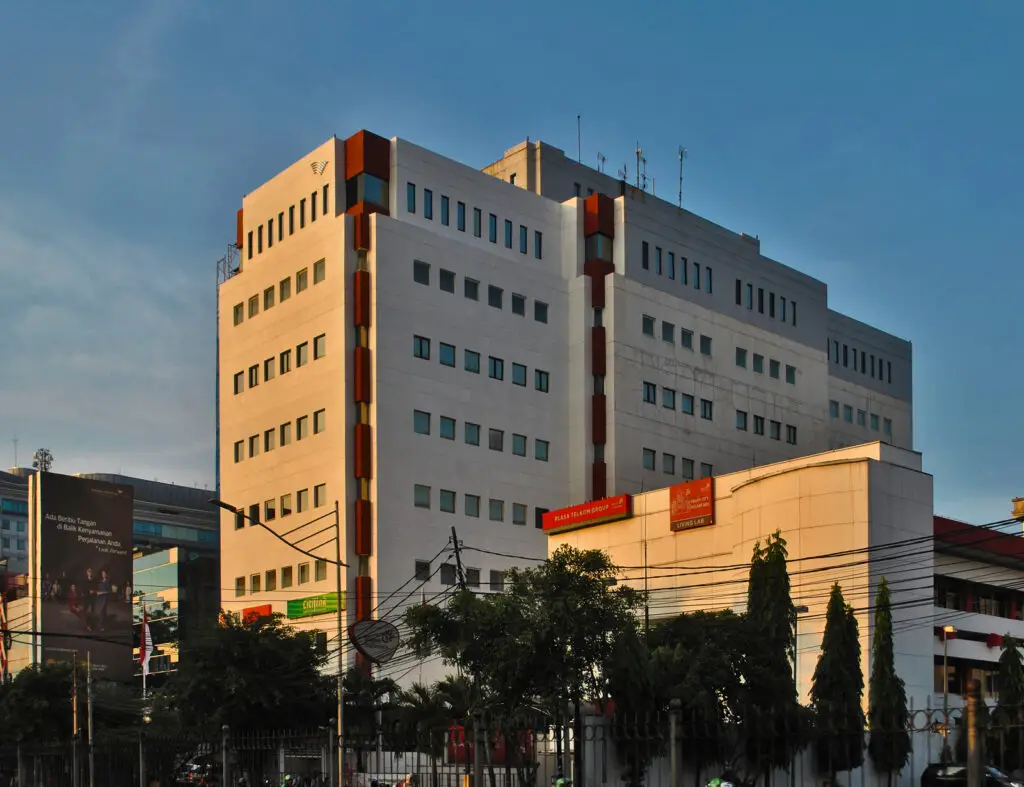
[334,500,344,787]
[87,652,95,787]
[72,654,80,787]
[450,526,466,590]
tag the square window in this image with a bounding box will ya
[488,428,504,451]
[424,189,433,220]
[280,349,292,374]
[488,285,503,309]
[700,462,713,478]
[830,400,840,419]
[513,503,527,525]
[465,494,481,518]
[440,269,456,293]
[297,416,309,440]
[754,415,765,435]
[512,294,526,316]
[413,260,430,285]
[534,231,543,259]
[441,195,450,226]
[512,434,527,456]
[535,301,548,323]
[489,213,498,243]
[465,422,480,445]
[296,342,309,367]
[770,420,782,440]
[662,322,675,342]
[407,182,416,213]
[663,453,676,475]
[843,405,853,423]
[313,483,326,507]
[440,489,456,513]
[464,278,479,300]
[642,448,656,470]
[535,439,549,462]
[233,303,244,326]
[736,410,748,431]
[786,425,797,445]
[439,563,456,585]
[280,421,292,446]
[769,359,781,379]
[314,333,327,360]
[233,371,244,394]
[700,399,713,420]
[489,499,504,522]
[681,458,695,481]
[681,394,695,415]
[736,348,747,368]
[465,349,481,373]
[414,410,431,434]
[440,416,456,440]
[681,329,693,350]
[504,220,513,248]
[535,370,549,392]
[642,315,655,336]
[643,381,657,404]
[512,363,527,386]
[440,342,456,367]
[700,335,712,356]
[785,365,796,385]
[753,354,764,374]
[457,201,466,232]
[473,208,482,237]
[413,335,431,359]
[313,258,326,284]
[489,356,504,380]
[414,484,431,508]
[297,268,308,292]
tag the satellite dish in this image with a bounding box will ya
[348,619,401,664]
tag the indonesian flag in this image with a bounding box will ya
[140,609,153,677]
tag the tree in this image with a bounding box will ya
[398,682,448,787]
[811,583,865,782]
[0,662,74,742]
[32,448,54,472]
[867,578,911,787]
[741,531,806,785]
[992,634,1024,771]
[344,666,399,771]
[159,612,332,733]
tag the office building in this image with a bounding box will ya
[217,130,912,679]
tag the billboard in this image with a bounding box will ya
[669,477,715,532]
[286,592,344,620]
[542,494,632,535]
[36,472,133,680]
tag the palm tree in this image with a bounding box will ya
[400,683,447,787]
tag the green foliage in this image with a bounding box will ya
[992,634,1024,771]
[0,663,75,742]
[604,626,664,786]
[811,583,866,778]
[867,578,911,783]
[159,612,332,733]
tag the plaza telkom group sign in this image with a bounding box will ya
[287,592,344,620]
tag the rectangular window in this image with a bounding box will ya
[681,394,694,415]
[413,259,430,285]
[248,295,259,318]
[248,365,259,388]
[407,183,416,213]
[440,416,456,440]
[681,458,695,480]
[296,488,308,512]
[235,577,245,597]
[782,364,796,384]
[643,448,656,470]
[313,258,325,284]
[700,462,714,479]
[746,283,753,309]
[457,201,466,231]
[769,359,780,379]
[249,503,260,525]
[280,421,292,446]
[314,333,327,360]
[440,342,456,367]
[830,400,840,419]
[264,499,276,522]
[519,225,528,254]
[681,329,693,349]
[504,220,513,248]
[413,335,430,359]
[488,285,503,309]
[870,413,880,431]
[758,288,765,313]
[280,349,292,375]
[490,570,505,592]
[414,485,431,508]
[535,508,549,530]
[489,499,505,522]
[280,565,294,588]
[512,363,527,386]
[662,388,676,409]
[535,301,549,323]
[693,262,701,290]
[439,564,456,585]
[281,494,293,517]
[656,247,663,274]
[792,301,798,326]
[233,371,244,394]
[250,574,261,594]
[706,267,713,293]
[887,361,892,384]
[414,410,431,435]
[233,440,244,463]
[313,409,326,434]
[843,405,853,423]
[310,192,317,222]
[296,415,309,440]
[512,293,526,316]
[857,409,867,427]
[780,296,787,322]
[424,189,433,220]
[489,213,497,243]
[512,433,527,456]
[465,494,481,518]
[297,268,308,292]
[296,342,309,367]
[769,292,776,319]
[323,184,329,216]
[700,399,713,420]
[465,422,480,446]
[535,439,549,462]
[736,410,748,431]
[642,315,655,336]
[736,347,747,368]
[264,428,275,452]
[770,420,782,440]
[280,277,291,302]
[473,208,482,237]
[233,303,244,326]
[288,205,295,235]
[642,241,649,270]
[535,369,550,392]
[440,489,456,513]
[512,503,527,526]
[489,356,504,380]
[662,322,675,342]
[440,195,450,226]
[642,381,657,404]
[735,279,742,305]
[300,198,306,228]
[680,257,688,285]
[884,418,893,437]
[464,277,479,300]
[263,286,275,310]
[314,559,327,582]
[534,230,543,259]
[464,349,480,373]
[663,453,676,475]
[754,415,765,435]
[786,425,798,445]
[700,335,712,356]
[750,354,763,374]
[488,428,504,452]
[247,231,253,260]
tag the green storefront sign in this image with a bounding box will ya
[287,592,344,620]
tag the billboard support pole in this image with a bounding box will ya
[87,651,95,787]
[72,653,80,787]
[334,499,344,787]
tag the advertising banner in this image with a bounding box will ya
[287,592,344,620]
[669,477,715,532]
[542,494,632,535]
[37,472,133,680]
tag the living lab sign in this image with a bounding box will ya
[542,494,632,535]
[669,477,715,532]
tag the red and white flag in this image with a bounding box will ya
[140,608,153,677]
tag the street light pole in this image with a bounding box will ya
[334,499,344,787]
[943,625,957,721]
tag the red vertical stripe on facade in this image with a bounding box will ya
[354,499,372,556]
[592,395,607,444]
[353,270,371,327]
[355,576,372,621]
[354,424,372,479]
[235,209,244,250]
[354,347,372,402]
[591,461,607,501]
[591,327,607,376]
[344,130,391,182]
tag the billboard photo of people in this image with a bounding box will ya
[35,472,133,680]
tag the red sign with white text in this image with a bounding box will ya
[669,477,715,532]
[543,494,632,535]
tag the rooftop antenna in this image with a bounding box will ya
[597,152,606,174]
[678,146,688,208]
[577,115,582,163]
[635,144,646,190]
[12,436,17,467]
[618,164,629,184]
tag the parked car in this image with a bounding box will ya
[921,763,1024,787]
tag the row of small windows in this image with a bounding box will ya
[406,183,544,259]
[413,484,549,529]
[412,260,549,323]
[641,241,713,294]
[735,411,798,444]
[413,410,550,461]
[234,558,329,597]
[641,382,713,420]
[412,336,551,392]
[829,339,894,385]
[246,187,331,261]
[232,260,326,326]
[0,536,26,553]
[735,347,798,385]
[642,449,713,481]
[830,401,894,437]
[232,334,327,394]
[231,483,329,533]
[415,559,508,591]
[641,314,712,355]
[734,279,798,327]
[232,409,327,462]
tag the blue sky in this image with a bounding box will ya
[0,1,1020,523]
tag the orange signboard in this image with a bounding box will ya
[543,494,632,535]
[242,604,273,624]
[669,477,715,532]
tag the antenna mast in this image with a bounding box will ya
[12,437,16,468]
[597,153,606,174]
[635,144,647,191]
[678,146,688,208]
[577,115,582,162]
